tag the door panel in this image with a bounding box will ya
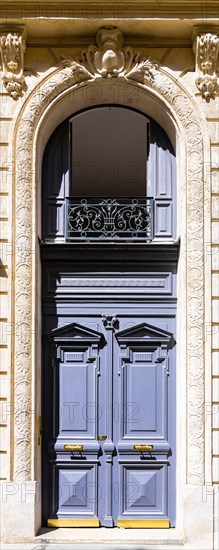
[58,466,98,515]
[121,465,167,516]
[121,361,165,438]
[59,355,97,437]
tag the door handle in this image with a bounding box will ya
[64,444,84,451]
[133,444,154,451]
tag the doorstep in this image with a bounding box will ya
[34,527,184,548]
[0,546,183,550]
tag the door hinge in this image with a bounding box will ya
[38,415,42,446]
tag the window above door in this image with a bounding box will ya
[70,106,149,198]
[42,105,176,243]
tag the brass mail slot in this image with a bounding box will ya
[64,444,84,451]
[133,444,154,451]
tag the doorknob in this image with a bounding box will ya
[64,444,84,451]
[133,444,154,451]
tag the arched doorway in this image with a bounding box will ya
[41,105,178,528]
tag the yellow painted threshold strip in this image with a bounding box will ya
[118,519,170,528]
[47,518,100,527]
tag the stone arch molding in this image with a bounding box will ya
[14,27,205,485]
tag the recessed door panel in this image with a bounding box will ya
[57,466,98,518]
[59,353,97,438]
[121,465,167,518]
[123,362,165,437]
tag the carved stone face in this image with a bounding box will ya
[93,27,126,76]
[7,60,18,71]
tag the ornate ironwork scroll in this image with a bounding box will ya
[66,197,153,241]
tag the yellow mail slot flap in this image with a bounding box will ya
[64,444,84,451]
[133,444,154,451]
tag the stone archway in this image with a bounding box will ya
[12,27,209,539]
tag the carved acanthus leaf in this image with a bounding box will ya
[193,31,219,100]
[59,26,157,84]
[0,28,26,99]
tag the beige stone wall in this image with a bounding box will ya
[210,123,219,485]
[0,11,218,545]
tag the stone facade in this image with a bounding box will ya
[0,1,218,547]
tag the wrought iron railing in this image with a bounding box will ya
[65,197,154,241]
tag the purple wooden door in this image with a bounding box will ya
[47,313,175,528]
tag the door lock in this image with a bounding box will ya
[133,444,154,451]
[97,435,107,441]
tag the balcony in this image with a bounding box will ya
[65,197,154,242]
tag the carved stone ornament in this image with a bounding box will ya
[0,28,26,99]
[102,314,117,329]
[14,26,206,486]
[193,31,219,100]
[60,26,157,84]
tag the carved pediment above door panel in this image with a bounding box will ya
[116,322,175,348]
[48,321,105,345]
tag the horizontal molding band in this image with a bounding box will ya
[26,37,194,48]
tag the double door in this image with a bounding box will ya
[44,303,176,528]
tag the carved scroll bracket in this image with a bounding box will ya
[193,27,219,101]
[0,25,26,99]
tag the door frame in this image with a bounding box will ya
[41,243,178,526]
